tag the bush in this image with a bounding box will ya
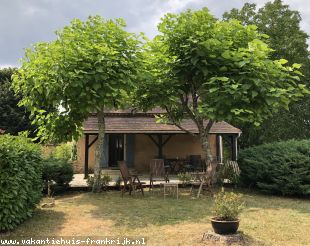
[42,158,74,194]
[87,174,112,191]
[238,139,310,196]
[177,172,192,186]
[216,164,239,185]
[213,189,244,221]
[0,135,43,231]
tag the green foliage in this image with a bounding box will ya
[114,176,122,189]
[238,140,310,196]
[87,174,112,191]
[224,0,310,147]
[42,158,73,189]
[217,164,239,185]
[213,189,244,221]
[12,16,142,143]
[177,172,192,186]
[0,68,34,136]
[0,135,43,231]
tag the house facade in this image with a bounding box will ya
[74,109,241,177]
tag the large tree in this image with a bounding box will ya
[13,16,141,192]
[135,8,308,171]
[0,68,34,136]
[223,0,310,146]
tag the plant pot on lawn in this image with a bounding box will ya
[211,218,240,234]
[211,188,244,234]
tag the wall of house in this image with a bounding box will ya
[75,133,217,174]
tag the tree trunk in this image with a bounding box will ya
[200,134,213,164]
[92,110,105,193]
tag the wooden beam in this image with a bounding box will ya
[163,134,174,146]
[84,134,89,179]
[146,134,159,147]
[88,135,98,148]
[157,134,163,158]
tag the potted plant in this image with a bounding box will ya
[211,189,244,234]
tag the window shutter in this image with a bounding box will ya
[101,134,109,168]
[126,134,135,168]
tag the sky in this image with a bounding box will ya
[0,0,309,67]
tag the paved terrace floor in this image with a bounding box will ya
[70,173,182,187]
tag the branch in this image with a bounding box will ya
[204,120,214,136]
[164,106,197,138]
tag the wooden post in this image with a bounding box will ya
[84,134,89,179]
[218,135,223,164]
[232,135,238,161]
[158,134,163,158]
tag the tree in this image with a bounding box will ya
[13,16,141,192]
[0,68,34,136]
[134,8,308,171]
[223,0,310,146]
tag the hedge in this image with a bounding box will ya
[0,135,43,231]
[238,139,310,196]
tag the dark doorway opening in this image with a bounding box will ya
[109,134,124,167]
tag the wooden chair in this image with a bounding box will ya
[190,159,218,198]
[149,159,169,190]
[226,160,241,176]
[118,161,144,197]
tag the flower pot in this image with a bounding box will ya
[211,218,240,234]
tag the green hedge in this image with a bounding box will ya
[0,135,43,231]
[238,139,310,196]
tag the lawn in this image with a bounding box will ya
[1,189,310,246]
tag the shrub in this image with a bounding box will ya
[213,189,244,221]
[87,174,112,191]
[0,135,43,231]
[238,139,310,196]
[42,157,74,194]
[216,164,239,185]
[177,172,192,186]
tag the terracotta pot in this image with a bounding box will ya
[211,218,240,234]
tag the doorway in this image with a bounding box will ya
[108,134,124,167]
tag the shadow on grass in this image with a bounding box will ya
[0,209,66,238]
[232,188,310,215]
[74,189,214,227]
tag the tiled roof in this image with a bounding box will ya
[83,115,241,134]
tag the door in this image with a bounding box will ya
[108,134,124,167]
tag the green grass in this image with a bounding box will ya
[1,189,310,245]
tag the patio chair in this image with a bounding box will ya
[118,161,144,197]
[149,159,169,190]
[184,155,203,172]
[226,160,241,176]
[190,159,218,198]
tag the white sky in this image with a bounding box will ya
[0,0,309,67]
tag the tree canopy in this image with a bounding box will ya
[135,8,308,161]
[13,16,141,143]
[13,16,142,191]
[223,0,310,146]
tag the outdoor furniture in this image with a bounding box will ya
[185,155,203,172]
[118,161,144,197]
[226,160,241,176]
[165,158,189,174]
[190,160,218,198]
[149,159,169,190]
[160,183,179,199]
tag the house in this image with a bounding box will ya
[75,109,241,177]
